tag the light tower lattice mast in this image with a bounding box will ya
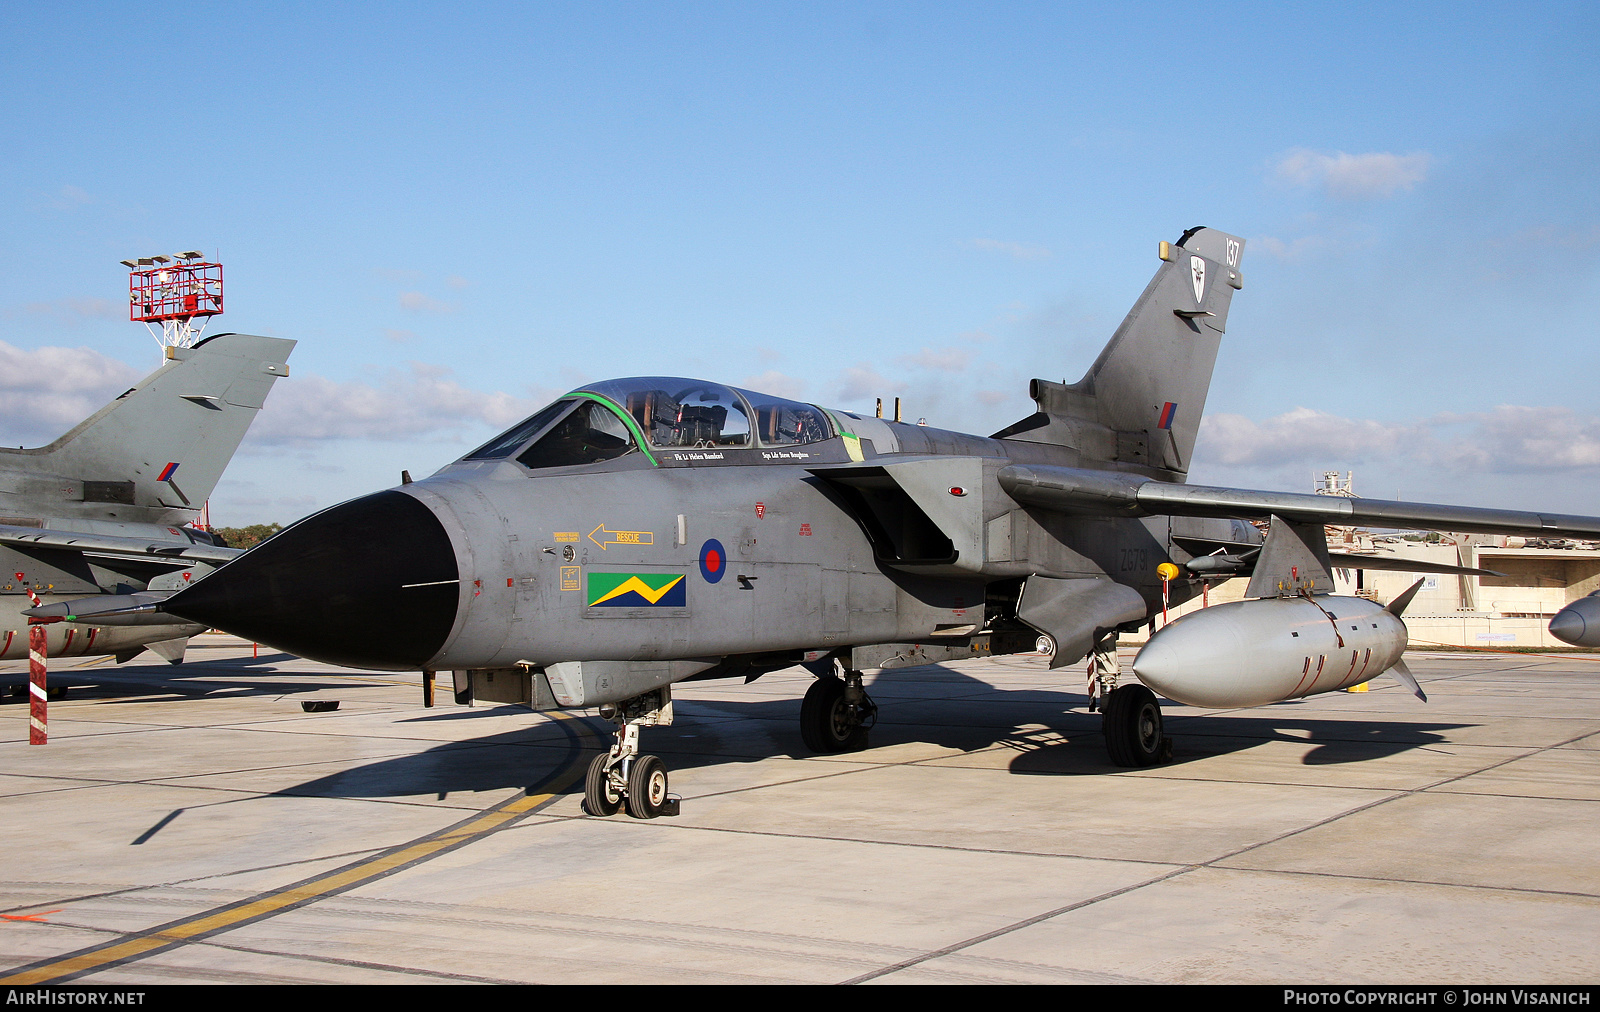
[120,251,223,353]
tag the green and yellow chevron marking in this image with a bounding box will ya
[586,572,687,608]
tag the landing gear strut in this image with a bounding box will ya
[1086,630,1120,713]
[800,668,876,753]
[584,687,680,818]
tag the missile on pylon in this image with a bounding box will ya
[1132,515,1428,709]
[1131,595,1416,708]
[24,591,179,627]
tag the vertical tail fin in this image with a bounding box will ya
[0,333,294,521]
[994,226,1245,479]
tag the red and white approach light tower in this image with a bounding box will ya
[120,250,223,352]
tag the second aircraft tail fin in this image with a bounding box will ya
[0,333,294,520]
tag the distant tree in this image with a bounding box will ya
[214,523,283,550]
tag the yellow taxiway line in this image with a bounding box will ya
[1,711,598,985]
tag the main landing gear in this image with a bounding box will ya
[800,667,876,753]
[585,687,680,819]
[1103,684,1171,766]
[1090,631,1172,767]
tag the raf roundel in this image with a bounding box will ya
[699,538,726,584]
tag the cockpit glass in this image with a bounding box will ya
[583,378,752,449]
[464,399,574,460]
[515,400,637,469]
[736,389,833,446]
[577,377,834,451]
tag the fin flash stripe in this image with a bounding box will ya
[1157,402,1177,430]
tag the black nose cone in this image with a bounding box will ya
[166,490,459,669]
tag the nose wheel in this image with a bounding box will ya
[583,688,681,818]
[626,755,670,819]
[584,752,624,816]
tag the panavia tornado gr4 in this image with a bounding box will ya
[136,227,1600,818]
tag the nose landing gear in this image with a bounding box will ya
[584,687,681,818]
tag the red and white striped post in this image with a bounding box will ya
[28,623,47,745]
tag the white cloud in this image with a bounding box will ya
[1198,408,1422,468]
[212,485,319,519]
[399,291,456,313]
[968,238,1051,260]
[739,370,807,400]
[247,363,545,444]
[899,346,971,372]
[5,296,122,323]
[372,268,425,283]
[1488,224,1600,252]
[48,184,94,211]
[0,342,141,393]
[384,328,417,343]
[0,341,143,443]
[1253,235,1327,261]
[1272,148,1431,199]
[1436,405,1600,471]
[1197,405,1600,475]
[835,363,902,404]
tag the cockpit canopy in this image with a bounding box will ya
[462,377,834,470]
[584,377,831,450]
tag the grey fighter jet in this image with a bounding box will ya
[4,333,293,666]
[149,227,1600,818]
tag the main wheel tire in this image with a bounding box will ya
[625,754,670,819]
[584,753,623,816]
[1103,684,1167,767]
[799,676,869,753]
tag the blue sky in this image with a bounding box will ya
[3,3,1598,524]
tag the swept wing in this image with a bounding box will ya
[999,464,1600,538]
